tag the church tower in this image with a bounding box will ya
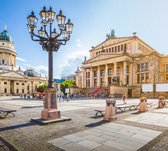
[0,26,16,71]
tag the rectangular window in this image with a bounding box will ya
[115,46,117,52]
[4,82,7,85]
[94,79,97,86]
[94,71,97,77]
[118,45,120,52]
[100,70,105,76]
[86,79,90,87]
[106,49,108,53]
[109,48,111,52]
[100,78,104,86]
[86,72,90,78]
[22,89,24,93]
[108,69,112,75]
[112,47,114,52]
[17,89,19,93]
[4,88,7,93]
[140,63,145,72]
[121,45,123,51]
[145,63,149,71]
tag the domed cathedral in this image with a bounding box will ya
[0,26,16,71]
[76,30,168,98]
[0,26,47,96]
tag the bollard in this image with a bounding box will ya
[158,96,165,108]
[104,99,117,121]
[139,97,147,112]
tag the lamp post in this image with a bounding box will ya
[27,6,73,120]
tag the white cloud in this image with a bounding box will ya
[56,40,90,78]
[24,63,32,67]
[76,38,83,48]
[16,57,26,62]
[34,65,48,76]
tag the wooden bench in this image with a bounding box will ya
[0,108,16,119]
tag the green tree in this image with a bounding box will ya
[36,83,48,92]
[60,80,76,94]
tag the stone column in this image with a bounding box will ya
[82,70,86,88]
[90,68,93,87]
[114,62,117,77]
[97,66,100,87]
[123,62,127,85]
[105,64,108,86]
[129,63,133,86]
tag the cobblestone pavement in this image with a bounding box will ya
[0,97,168,151]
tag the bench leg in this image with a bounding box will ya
[4,112,15,118]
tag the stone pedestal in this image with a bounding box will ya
[41,88,60,120]
[139,97,147,112]
[104,99,117,121]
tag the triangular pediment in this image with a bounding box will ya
[93,37,132,50]
[0,71,27,79]
[85,54,124,64]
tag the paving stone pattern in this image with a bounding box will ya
[125,112,168,127]
[48,123,161,151]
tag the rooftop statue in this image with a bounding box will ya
[106,29,115,38]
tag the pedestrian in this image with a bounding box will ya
[24,93,26,99]
[66,93,70,102]
[122,93,127,104]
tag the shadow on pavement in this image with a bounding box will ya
[0,122,35,132]
[85,120,109,128]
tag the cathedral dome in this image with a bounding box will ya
[24,69,41,77]
[0,29,12,42]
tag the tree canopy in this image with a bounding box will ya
[36,83,48,92]
[60,80,76,93]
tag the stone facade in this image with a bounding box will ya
[0,27,47,96]
[76,33,168,98]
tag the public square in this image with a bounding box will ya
[1,96,168,151]
[1,1,168,151]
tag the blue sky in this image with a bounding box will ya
[0,0,168,78]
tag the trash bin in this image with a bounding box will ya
[104,99,117,121]
[139,97,147,112]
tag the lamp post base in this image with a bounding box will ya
[41,109,60,120]
[41,88,61,120]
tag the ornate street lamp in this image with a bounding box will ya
[27,6,73,120]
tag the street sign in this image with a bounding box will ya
[54,79,65,83]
